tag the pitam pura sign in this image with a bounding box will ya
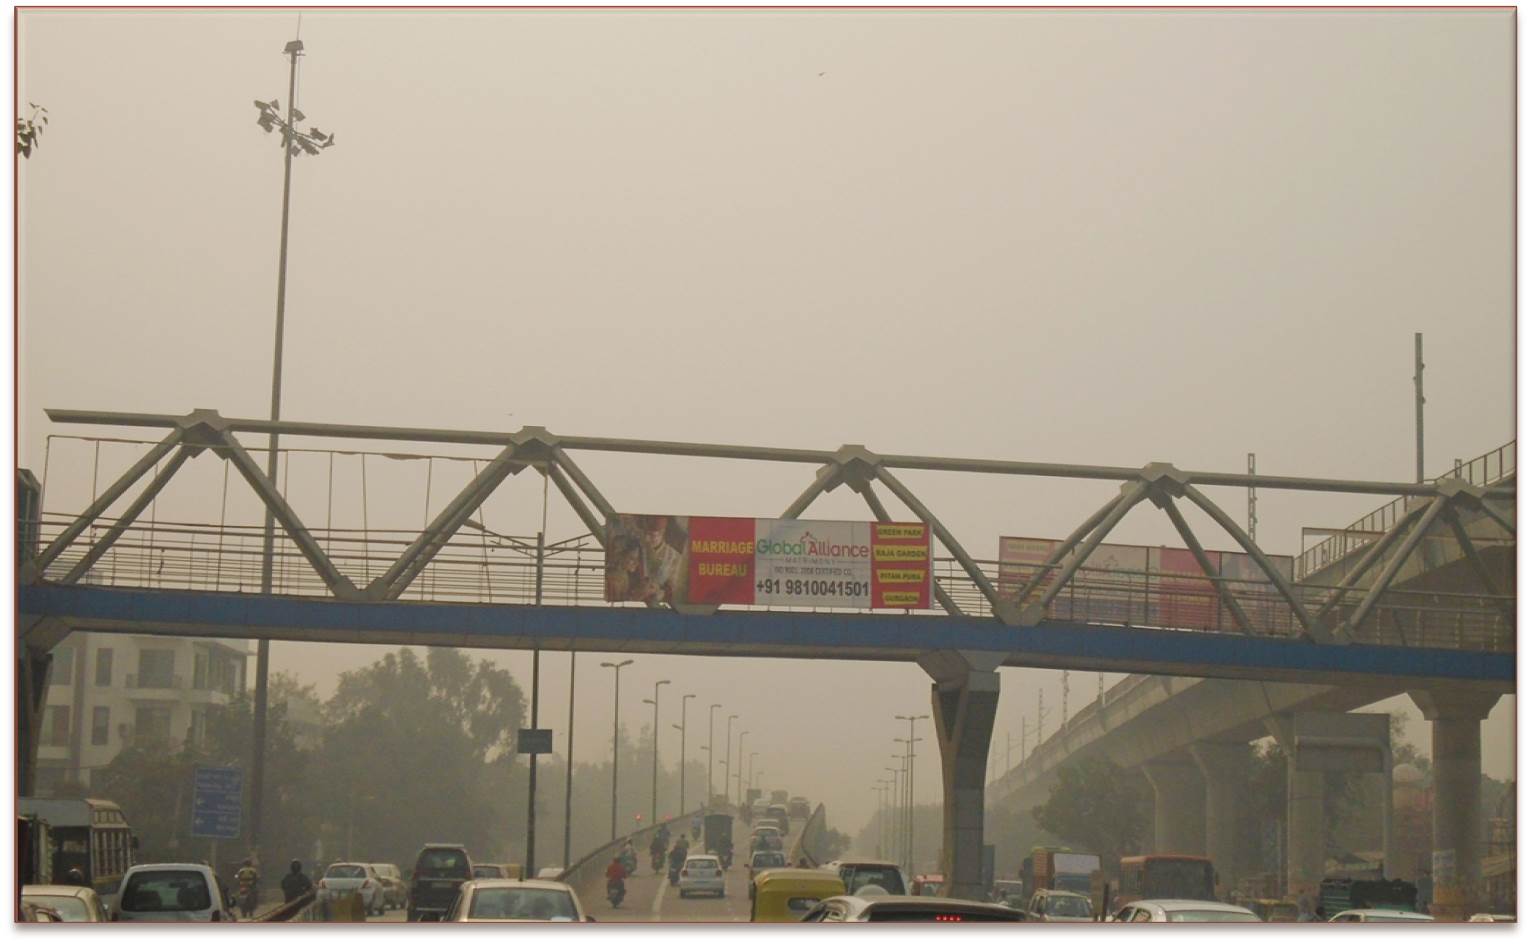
[605,515,932,609]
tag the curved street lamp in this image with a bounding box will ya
[600,659,634,840]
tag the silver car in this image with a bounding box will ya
[115,864,233,922]
[1329,908,1434,922]
[802,894,1027,922]
[22,885,109,922]
[444,879,588,922]
[1111,899,1261,922]
[319,862,386,916]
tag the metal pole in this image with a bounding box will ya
[251,37,303,864]
[708,704,720,803]
[678,694,693,817]
[737,731,750,806]
[1415,332,1425,483]
[562,652,575,869]
[526,531,544,875]
[601,659,632,841]
[724,714,737,809]
[1248,453,1257,544]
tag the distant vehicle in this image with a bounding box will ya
[1027,888,1094,922]
[678,854,726,899]
[368,863,405,909]
[471,863,524,880]
[766,805,791,834]
[1318,875,1418,916]
[990,879,1027,910]
[750,826,784,852]
[911,874,945,897]
[114,863,232,922]
[751,868,846,922]
[407,844,473,922]
[22,884,108,922]
[319,862,386,916]
[703,813,735,864]
[1328,909,1434,923]
[748,850,789,897]
[1110,899,1260,923]
[749,799,768,824]
[18,797,136,908]
[788,797,811,820]
[801,894,1028,922]
[1245,898,1299,922]
[823,860,908,897]
[770,790,789,805]
[1116,855,1215,905]
[1032,848,1100,897]
[443,879,588,922]
[1468,914,1515,923]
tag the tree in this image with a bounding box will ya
[17,103,47,158]
[1031,757,1149,876]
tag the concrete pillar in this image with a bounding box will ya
[1265,714,1323,901]
[16,645,54,798]
[1140,759,1205,855]
[1409,690,1500,918]
[1190,741,1248,895]
[917,650,1003,901]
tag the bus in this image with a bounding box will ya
[18,798,136,907]
[1116,855,1215,905]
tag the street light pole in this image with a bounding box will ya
[678,694,694,816]
[885,764,902,867]
[643,680,669,828]
[600,659,633,840]
[724,714,737,809]
[248,37,335,862]
[707,704,721,804]
[896,714,928,875]
[563,651,576,869]
[747,751,758,797]
[736,731,750,806]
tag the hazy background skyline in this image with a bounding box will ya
[16,8,1515,838]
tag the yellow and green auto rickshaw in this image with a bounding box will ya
[750,869,846,922]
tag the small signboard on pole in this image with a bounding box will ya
[191,766,243,840]
[517,729,553,754]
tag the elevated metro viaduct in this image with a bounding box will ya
[14,410,1516,900]
[990,462,1514,913]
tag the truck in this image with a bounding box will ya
[1319,875,1418,916]
[770,789,789,805]
[1032,848,1101,897]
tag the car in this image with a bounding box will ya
[1468,913,1515,922]
[319,862,386,916]
[912,874,945,897]
[368,863,405,909]
[788,797,811,819]
[20,902,65,922]
[801,894,1028,922]
[115,863,233,922]
[443,879,589,922]
[1028,888,1094,921]
[749,799,768,823]
[990,879,1027,909]
[747,850,790,898]
[535,867,565,880]
[766,805,791,834]
[678,854,726,899]
[1110,899,1261,922]
[471,863,523,880]
[407,844,474,922]
[22,884,108,922]
[824,859,909,897]
[749,825,784,852]
[1328,908,1434,922]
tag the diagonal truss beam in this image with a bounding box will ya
[371,446,527,600]
[1158,495,1256,636]
[871,465,1009,620]
[60,445,196,585]
[217,430,359,599]
[1476,497,1516,537]
[1441,503,1514,623]
[1038,481,1152,612]
[781,464,843,520]
[1311,499,1432,625]
[28,426,186,576]
[1011,489,1131,609]
[1181,483,1323,642]
[549,446,617,520]
[1340,496,1448,638]
[546,461,607,546]
[849,477,964,617]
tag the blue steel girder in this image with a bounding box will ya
[16,583,1513,690]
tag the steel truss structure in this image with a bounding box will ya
[22,409,1516,651]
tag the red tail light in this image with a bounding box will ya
[934,915,964,922]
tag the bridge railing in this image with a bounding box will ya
[556,806,706,907]
[1296,440,1515,580]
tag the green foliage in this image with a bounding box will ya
[1030,756,1149,873]
[819,827,852,861]
[17,103,47,158]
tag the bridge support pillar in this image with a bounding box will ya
[1409,690,1500,918]
[1140,759,1205,856]
[16,643,54,798]
[917,650,1003,902]
[1190,741,1248,896]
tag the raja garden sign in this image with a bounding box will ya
[605,515,932,609]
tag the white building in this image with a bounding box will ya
[35,633,251,795]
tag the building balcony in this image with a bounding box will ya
[126,673,183,691]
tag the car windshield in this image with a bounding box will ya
[417,850,469,877]
[753,854,785,868]
[846,868,905,896]
[23,896,91,921]
[473,867,502,878]
[1167,909,1261,922]
[686,859,717,870]
[326,865,366,879]
[467,888,576,920]
[122,871,211,913]
[1046,896,1093,917]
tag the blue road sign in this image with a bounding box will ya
[191,765,243,840]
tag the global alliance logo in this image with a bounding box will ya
[755,530,869,559]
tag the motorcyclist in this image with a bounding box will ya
[280,859,314,903]
[619,840,637,875]
[605,856,628,907]
[649,831,666,872]
[690,815,702,840]
[667,837,689,884]
[64,867,88,888]
[235,858,260,918]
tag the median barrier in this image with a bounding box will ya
[558,806,708,904]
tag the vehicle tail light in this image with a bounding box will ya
[934,915,963,922]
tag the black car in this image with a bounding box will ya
[407,845,473,921]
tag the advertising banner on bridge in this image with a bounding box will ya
[606,514,932,609]
[1148,546,1221,630]
[998,537,1148,624]
[1219,551,1297,634]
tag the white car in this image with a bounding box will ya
[802,894,1027,922]
[115,863,233,922]
[22,884,109,922]
[1111,899,1261,922]
[318,862,386,916]
[444,879,588,921]
[678,855,726,899]
[1468,914,1515,923]
[1329,908,1434,922]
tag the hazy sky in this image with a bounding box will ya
[15,8,1515,834]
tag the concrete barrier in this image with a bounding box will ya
[559,807,707,904]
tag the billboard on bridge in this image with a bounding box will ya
[606,514,932,609]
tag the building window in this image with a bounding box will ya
[50,646,73,686]
[194,651,209,690]
[189,709,206,750]
[95,648,113,687]
[91,706,111,746]
[44,706,71,746]
[136,650,175,689]
[133,706,172,746]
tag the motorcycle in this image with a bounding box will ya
[606,878,626,909]
[238,884,259,919]
[619,850,637,876]
[668,864,681,887]
[650,849,665,874]
[718,848,733,870]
